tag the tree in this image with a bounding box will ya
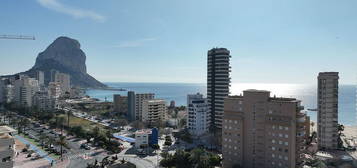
[67,110,72,128]
[105,129,113,142]
[92,126,100,142]
[57,135,67,158]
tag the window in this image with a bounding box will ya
[279,141,282,145]
[272,147,276,151]
[284,134,288,138]
[284,156,288,160]
[272,154,275,158]
[279,133,283,137]
[279,126,283,130]
[272,139,276,143]
[284,142,288,146]
[285,127,289,131]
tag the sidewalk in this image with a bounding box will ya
[15,135,57,165]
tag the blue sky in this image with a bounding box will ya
[0,0,356,84]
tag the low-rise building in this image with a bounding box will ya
[0,126,16,168]
[134,128,159,148]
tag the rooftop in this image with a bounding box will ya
[0,126,16,134]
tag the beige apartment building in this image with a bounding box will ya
[317,72,339,150]
[0,126,16,168]
[135,93,155,121]
[222,90,309,168]
[142,99,166,126]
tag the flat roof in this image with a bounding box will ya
[0,126,16,134]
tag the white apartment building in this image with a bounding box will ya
[54,72,71,95]
[135,93,155,121]
[13,76,39,107]
[317,72,339,150]
[5,85,14,103]
[142,99,166,125]
[33,90,53,111]
[0,126,16,168]
[187,93,210,136]
[36,71,45,86]
[48,82,61,99]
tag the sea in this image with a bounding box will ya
[86,82,357,126]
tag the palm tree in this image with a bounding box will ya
[57,135,67,158]
[67,110,72,128]
[39,134,47,149]
[106,129,113,142]
[93,126,100,141]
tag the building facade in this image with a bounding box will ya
[36,71,45,86]
[134,128,159,148]
[33,91,53,111]
[142,99,166,126]
[207,48,231,129]
[187,93,210,136]
[0,126,16,168]
[0,80,5,104]
[54,72,71,95]
[113,94,128,115]
[317,72,339,150]
[127,91,136,121]
[135,93,155,121]
[13,76,39,107]
[222,90,308,168]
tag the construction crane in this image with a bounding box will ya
[0,35,35,40]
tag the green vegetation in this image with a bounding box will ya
[160,149,221,168]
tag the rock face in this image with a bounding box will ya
[24,36,106,88]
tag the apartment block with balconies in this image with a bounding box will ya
[222,90,309,168]
[317,72,339,150]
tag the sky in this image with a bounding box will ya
[0,0,357,84]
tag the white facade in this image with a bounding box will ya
[5,85,14,103]
[13,76,39,107]
[48,82,61,99]
[33,91,53,111]
[317,72,339,150]
[135,93,155,121]
[55,72,71,95]
[0,126,16,168]
[142,99,166,125]
[36,71,45,86]
[134,130,150,148]
[187,93,210,136]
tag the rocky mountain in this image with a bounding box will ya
[13,36,106,88]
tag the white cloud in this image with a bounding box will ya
[114,38,157,48]
[37,0,105,22]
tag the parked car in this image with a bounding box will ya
[80,144,91,150]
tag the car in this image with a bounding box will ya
[80,144,91,150]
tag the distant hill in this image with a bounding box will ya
[4,36,106,88]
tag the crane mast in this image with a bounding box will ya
[0,35,35,40]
